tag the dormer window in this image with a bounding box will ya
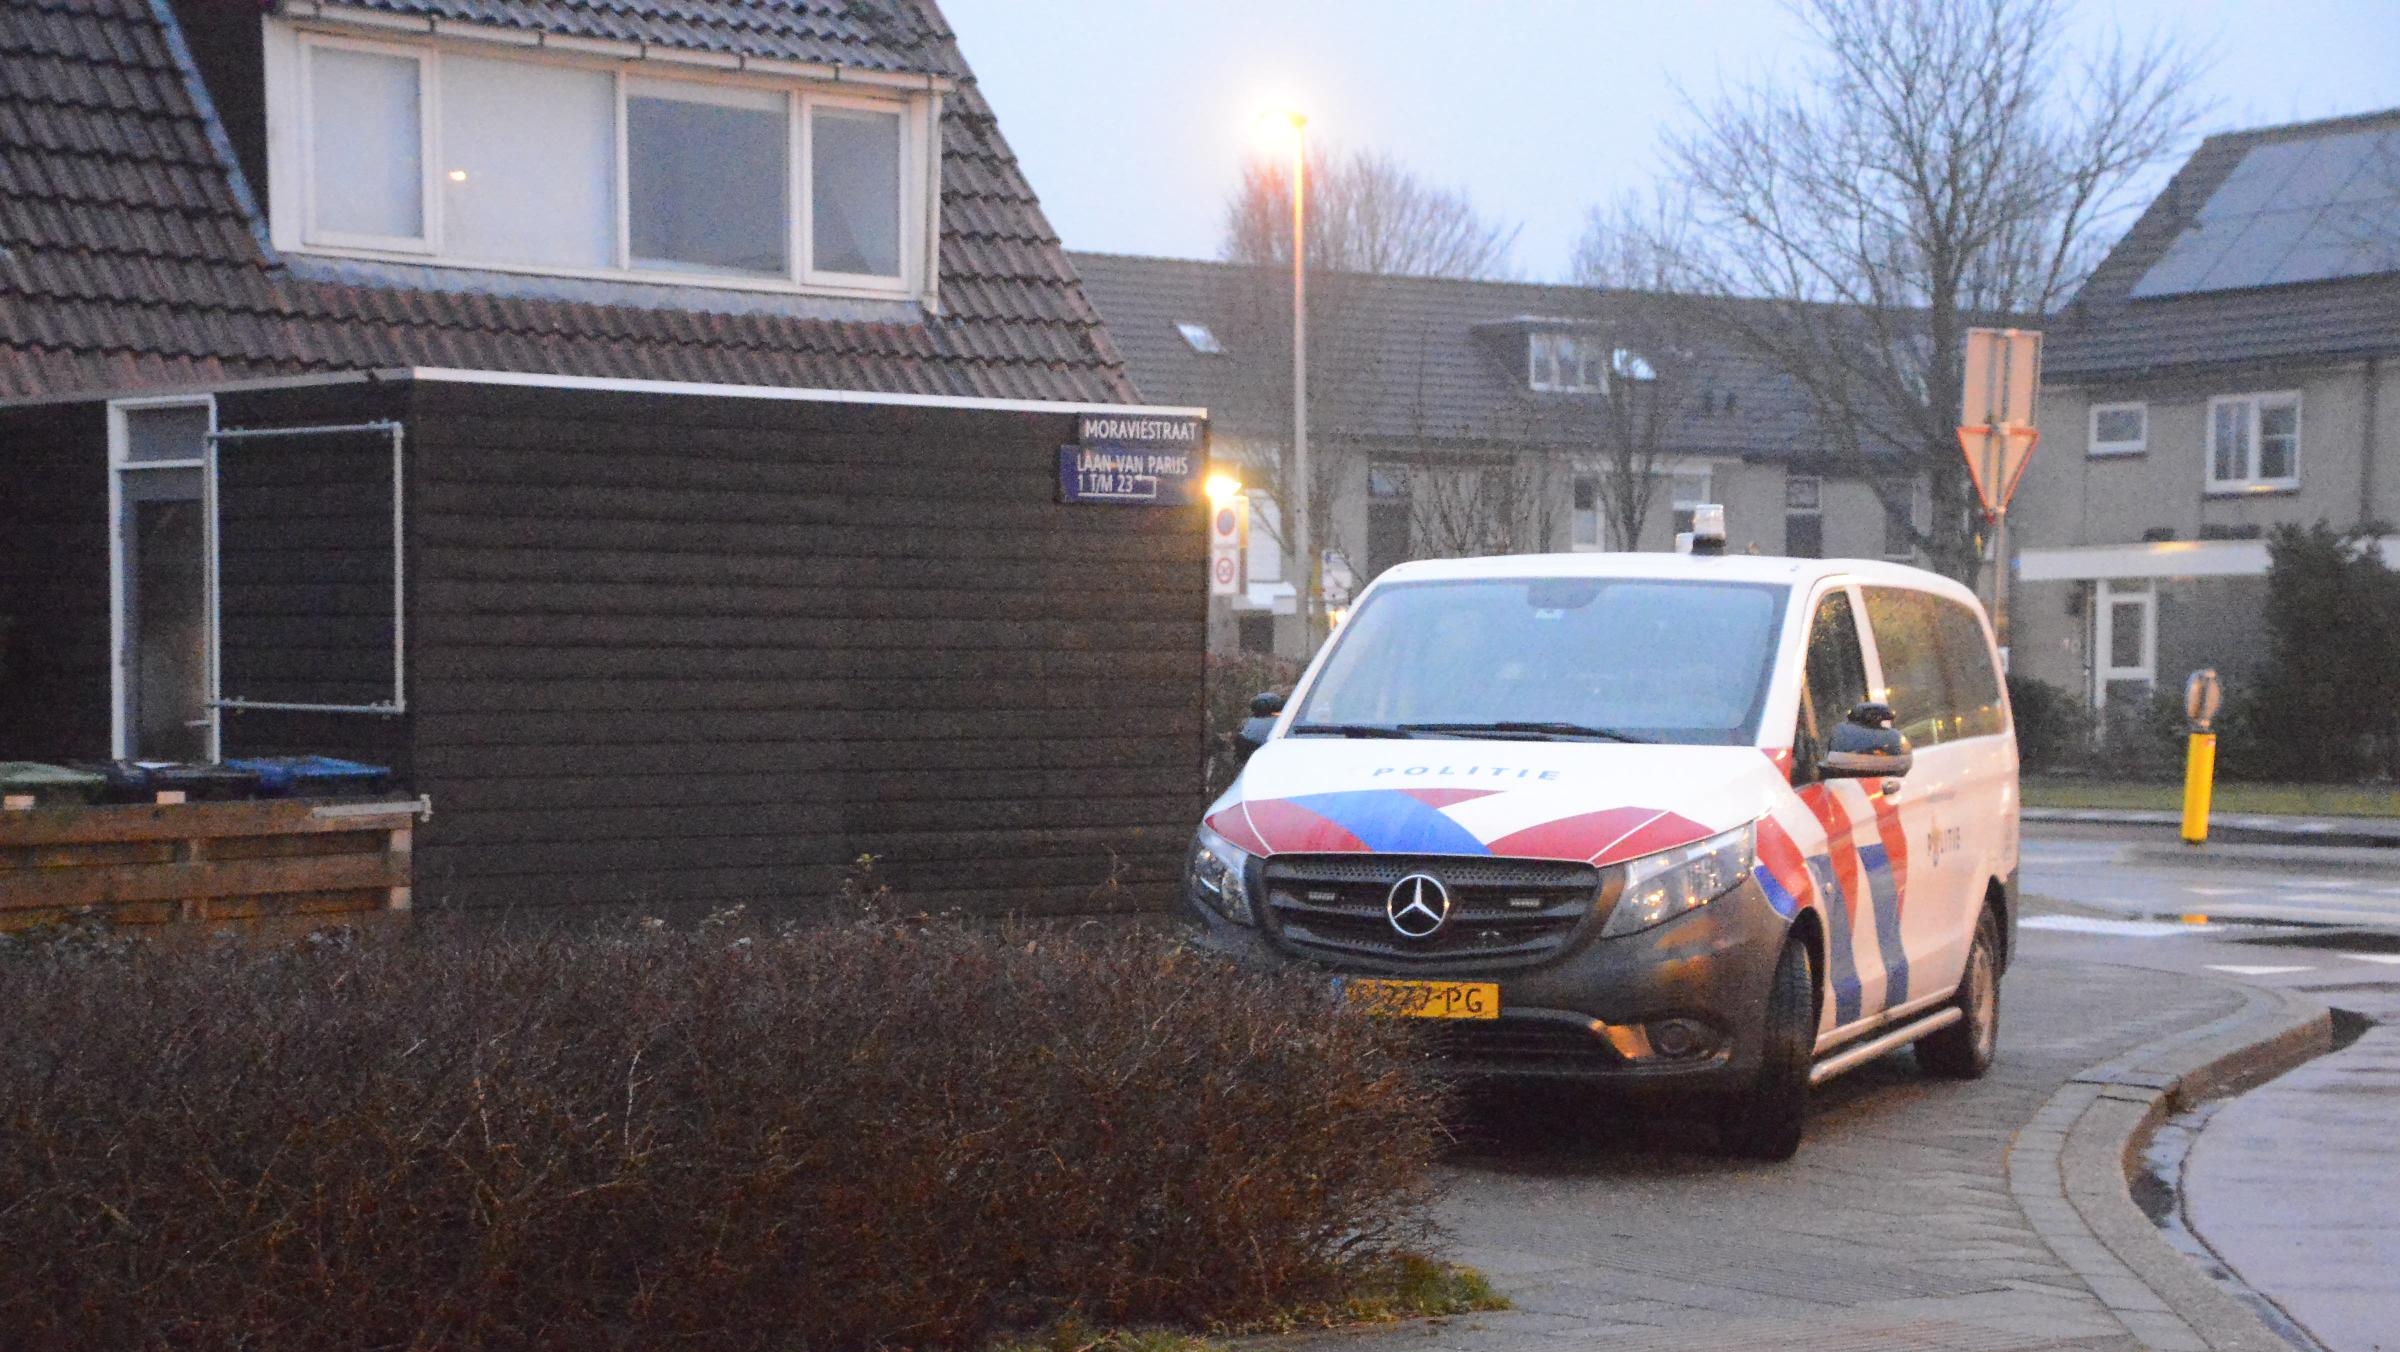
[1529,332,1606,393]
[265,23,937,300]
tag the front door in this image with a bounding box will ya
[114,401,215,761]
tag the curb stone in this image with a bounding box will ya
[2006,970,2333,1351]
[2023,806,2400,850]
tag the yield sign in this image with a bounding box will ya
[1958,326,2042,515]
[1958,424,2039,515]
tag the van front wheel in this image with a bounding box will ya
[1918,908,2001,1080]
[1721,935,1813,1162]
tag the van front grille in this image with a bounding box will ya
[1261,854,1602,969]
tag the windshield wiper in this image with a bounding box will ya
[1399,721,1652,744]
[1285,722,1418,739]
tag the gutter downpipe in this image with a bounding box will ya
[2364,356,2382,537]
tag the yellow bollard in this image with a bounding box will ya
[2181,732,2217,845]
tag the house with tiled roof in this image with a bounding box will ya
[2011,108,2400,725]
[1072,252,1927,656]
[0,0,1208,917]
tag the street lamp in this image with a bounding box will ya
[1258,108,1314,647]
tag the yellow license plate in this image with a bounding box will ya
[1344,978,1500,1020]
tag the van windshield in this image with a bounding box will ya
[1293,577,1790,746]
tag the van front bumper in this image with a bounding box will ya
[1182,874,1791,1091]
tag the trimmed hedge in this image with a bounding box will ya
[0,919,1443,1351]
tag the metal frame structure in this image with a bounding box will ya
[205,419,407,717]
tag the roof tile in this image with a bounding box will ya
[0,0,1133,405]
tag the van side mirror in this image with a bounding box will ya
[1820,701,1912,779]
[1236,691,1285,755]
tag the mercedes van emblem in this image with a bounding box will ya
[1386,873,1453,940]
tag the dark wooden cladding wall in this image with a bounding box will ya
[402,380,1208,916]
[0,403,111,761]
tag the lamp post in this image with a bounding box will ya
[1280,111,1316,647]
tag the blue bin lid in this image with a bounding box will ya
[226,756,388,777]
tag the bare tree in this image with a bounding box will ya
[1657,0,2205,583]
[1403,459,1561,561]
[1217,146,1521,623]
[1567,191,1713,549]
[1224,147,1522,280]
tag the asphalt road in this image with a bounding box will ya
[1287,824,2400,1352]
[2020,823,2400,931]
[1293,928,2243,1352]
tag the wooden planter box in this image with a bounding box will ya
[0,798,422,938]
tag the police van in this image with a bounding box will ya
[1184,514,2018,1160]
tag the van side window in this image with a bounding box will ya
[1933,599,2007,738]
[1863,587,1950,746]
[1802,589,1871,752]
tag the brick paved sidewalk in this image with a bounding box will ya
[1287,935,2247,1352]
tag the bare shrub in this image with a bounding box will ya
[0,920,1443,1351]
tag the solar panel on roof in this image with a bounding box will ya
[2131,125,2400,298]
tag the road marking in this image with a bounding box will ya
[2185,887,2245,897]
[2344,954,2400,966]
[2023,915,2205,937]
[2206,964,2316,976]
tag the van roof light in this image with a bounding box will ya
[1690,503,1727,556]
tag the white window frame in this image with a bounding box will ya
[2092,579,2157,714]
[107,395,220,762]
[267,23,936,303]
[1529,332,1605,394]
[299,35,438,255]
[2205,391,2302,492]
[2087,401,2147,457]
[799,91,916,292]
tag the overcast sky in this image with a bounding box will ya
[941,0,2400,282]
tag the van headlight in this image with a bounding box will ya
[1186,823,1256,925]
[1600,822,1756,938]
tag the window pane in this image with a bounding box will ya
[310,47,422,239]
[124,404,210,463]
[440,56,614,268]
[812,105,903,277]
[629,83,788,276]
[2094,406,2144,445]
[1784,474,1820,511]
[1803,590,1871,747]
[1932,600,2005,737]
[2109,600,2147,669]
[1294,578,1790,745]
[2259,399,2299,478]
[2212,401,2249,480]
[1864,587,1949,746]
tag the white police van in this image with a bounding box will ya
[1183,514,2018,1159]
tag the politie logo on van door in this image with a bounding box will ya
[1058,413,1208,506]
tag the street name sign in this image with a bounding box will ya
[1057,413,1209,505]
